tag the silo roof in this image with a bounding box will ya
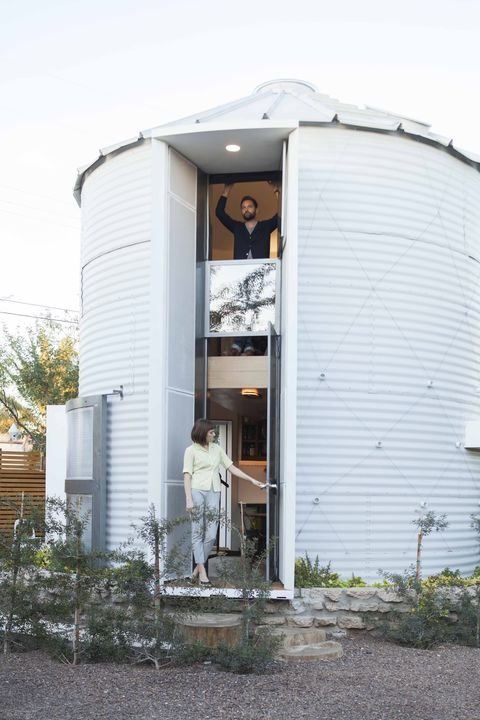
[74,79,480,204]
[160,78,426,131]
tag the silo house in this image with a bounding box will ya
[69,79,480,595]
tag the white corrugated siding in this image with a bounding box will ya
[80,142,152,549]
[295,126,480,580]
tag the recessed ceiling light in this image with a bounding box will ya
[226,144,241,152]
[241,388,260,397]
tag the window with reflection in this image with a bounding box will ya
[207,260,278,335]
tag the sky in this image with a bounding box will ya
[0,0,479,331]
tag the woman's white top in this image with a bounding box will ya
[183,442,233,491]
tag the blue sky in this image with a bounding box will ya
[0,0,479,327]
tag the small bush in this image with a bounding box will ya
[450,585,480,647]
[214,630,282,674]
[82,608,131,663]
[172,639,213,666]
[375,568,480,649]
[294,554,367,588]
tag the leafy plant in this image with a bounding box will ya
[413,509,448,581]
[374,565,480,649]
[0,320,78,449]
[0,494,47,653]
[0,499,282,673]
[172,510,282,674]
[39,497,119,664]
[214,629,281,674]
[375,567,454,649]
[294,554,367,588]
[116,505,193,669]
[450,584,480,647]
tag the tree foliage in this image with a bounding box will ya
[0,407,12,433]
[0,494,47,654]
[413,509,449,580]
[0,320,78,449]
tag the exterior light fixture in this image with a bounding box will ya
[241,388,260,397]
[226,144,241,152]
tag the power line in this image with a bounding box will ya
[0,310,78,325]
[0,197,77,221]
[0,297,78,314]
[0,183,75,207]
[0,207,78,230]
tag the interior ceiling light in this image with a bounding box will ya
[226,144,241,152]
[241,388,260,398]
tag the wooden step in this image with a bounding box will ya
[177,613,242,648]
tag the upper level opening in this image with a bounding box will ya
[203,172,283,354]
[208,174,282,261]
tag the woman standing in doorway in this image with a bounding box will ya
[183,418,266,585]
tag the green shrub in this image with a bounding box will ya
[294,554,367,588]
[375,568,480,649]
[82,607,132,663]
[450,585,480,647]
[172,639,213,666]
[0,499,282,672]
[214,630,281,674]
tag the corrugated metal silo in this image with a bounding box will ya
[79,141,154,548]
[73,79,480,585]
[295,125,480,579]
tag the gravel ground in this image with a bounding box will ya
[1,634,479,720]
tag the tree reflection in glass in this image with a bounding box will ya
[209,262,277,334]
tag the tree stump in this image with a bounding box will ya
[178,613,242,648]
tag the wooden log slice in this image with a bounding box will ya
[178,613,242,648]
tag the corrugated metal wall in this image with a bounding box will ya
[295,126,480,580]
[80,142,153,549]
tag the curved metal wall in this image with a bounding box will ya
[295,126,480,580]
[80,142,153,549]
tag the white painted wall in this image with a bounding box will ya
[46,405,67,499]
[279,129,299,591]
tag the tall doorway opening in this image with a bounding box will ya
[195,173,282,582]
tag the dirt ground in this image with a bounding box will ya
[1,633,479,720]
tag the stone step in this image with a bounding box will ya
[279,640,343,662]
[267,626,327,648]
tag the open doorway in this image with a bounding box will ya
[205,177,281,364]
[209,385,268,556]
[191,172,282,584]
[208,177,281,262]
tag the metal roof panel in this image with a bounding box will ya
[74,79,480,202]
